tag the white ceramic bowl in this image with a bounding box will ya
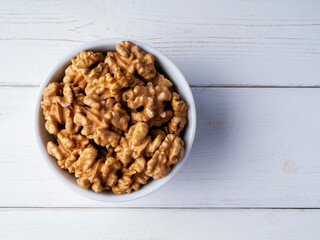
[35,38,196,202]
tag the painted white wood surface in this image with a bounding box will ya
[1,87,320,208]
[1,208,319,240]
[1,0,320,86]
[1,0,320,239]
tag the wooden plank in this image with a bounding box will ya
[1,208,320,240]
[1,0,320,86]
[1,87,320,207]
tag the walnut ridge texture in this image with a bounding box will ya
[41,41,188,194]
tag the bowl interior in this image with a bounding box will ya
[35,38,196,202]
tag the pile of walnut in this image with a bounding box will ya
[41,41,188,194]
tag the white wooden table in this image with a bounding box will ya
[1,0,320,239]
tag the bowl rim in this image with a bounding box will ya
[34,38,197,202]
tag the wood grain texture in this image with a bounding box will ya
[1,0,320,86]
[1,208,320,240]
[1,1,320,237]
[2,87,320,207]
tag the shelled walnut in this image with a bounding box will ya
[41,41,188,194]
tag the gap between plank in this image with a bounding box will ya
[1,84,320,89]
[189,85,320,88]
[1,207,320,210]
